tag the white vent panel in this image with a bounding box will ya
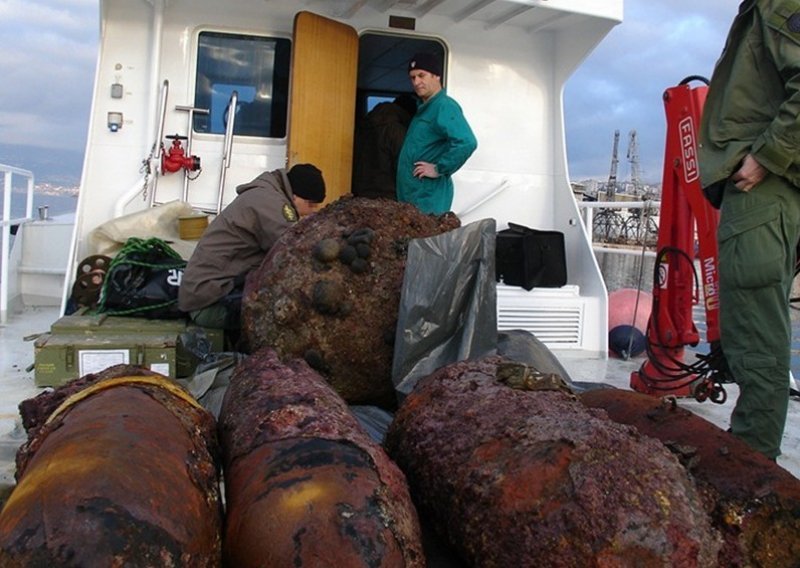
[496,285,585,349]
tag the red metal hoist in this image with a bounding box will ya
[630,76,733,404]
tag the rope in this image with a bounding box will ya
[97,237,185,316]
[45,375,203,426]
[624,201,654,360]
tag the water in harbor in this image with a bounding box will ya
[595,249,655,293]
[9,192,77,219]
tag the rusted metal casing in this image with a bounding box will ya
[0,365,222,566]
[242,196,459,408]
[386,356,721,566]
[219,347,424,567]
[580,388,800,567]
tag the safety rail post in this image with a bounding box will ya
[0,164,35,324]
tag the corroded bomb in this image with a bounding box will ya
[243,196,459,408]
[386,356,721,567]
[219,347,424,567]
[0,365,222,566]
[580,388,800,567]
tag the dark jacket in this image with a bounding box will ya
[178,169,298,312]
[352,102,412,199]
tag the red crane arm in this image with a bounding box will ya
[630,79,728,403]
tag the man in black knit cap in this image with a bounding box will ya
[179,163,325,331]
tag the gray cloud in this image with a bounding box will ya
[565,0,736,183]
[0,0,98,150]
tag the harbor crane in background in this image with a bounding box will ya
[605,129,620,201]
[622,129,659,244]
[593,130,625,242]
[626,129,642,195]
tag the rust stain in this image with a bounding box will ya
[0,365,222,566]
[386,356,721,566]
[580,388,800,567]
[219,347,424,567]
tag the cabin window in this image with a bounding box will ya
[193,31,290,138]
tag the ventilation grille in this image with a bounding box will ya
[497,286,585,348]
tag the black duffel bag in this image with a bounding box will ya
[496,222,567,291]
[98,237,186,318]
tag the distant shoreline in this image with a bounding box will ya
[9,190,77,218]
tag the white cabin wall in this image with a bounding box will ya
[76,0,621,355]
[77,1,623,258]
[76,0,301,263]
[449,26,556,231]
[75,0,156,261]
[549,16,621,353]
[150,2,298,211]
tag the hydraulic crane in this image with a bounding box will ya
[630,77,732,404]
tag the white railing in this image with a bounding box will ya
[576,199,661,257]
[1,164,35,324]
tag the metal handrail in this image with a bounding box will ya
[217,90,238,214]
[148,79,170,207]
[575,199,661,254]
[1,164,35,324]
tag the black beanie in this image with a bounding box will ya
[408,52,442,77]
[287,164,325,203]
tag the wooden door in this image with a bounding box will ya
[288,11,358,205]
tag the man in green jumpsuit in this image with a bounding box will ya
[396,52,477,215]
[699,0,800,459]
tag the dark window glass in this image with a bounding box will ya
[194,32,290,138]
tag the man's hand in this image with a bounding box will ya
[731,154,767,192]
[413,161,439,179]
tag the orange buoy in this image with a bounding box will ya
[608,288,652,357]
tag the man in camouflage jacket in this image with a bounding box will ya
[699,0,800,459]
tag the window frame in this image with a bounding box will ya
[192,30,291,140]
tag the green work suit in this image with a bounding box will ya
[396,89,477,215]
[699,0,800,458]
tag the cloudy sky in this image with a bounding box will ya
[1,0,738,184]
[0,0,98,153]
[565,0,735,182]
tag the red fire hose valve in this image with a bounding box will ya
[161,134,200,174]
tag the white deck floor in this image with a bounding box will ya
[1,306,799,485]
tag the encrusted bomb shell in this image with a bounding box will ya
[242,196,459,408]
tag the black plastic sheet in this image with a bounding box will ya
[392,219,497,400]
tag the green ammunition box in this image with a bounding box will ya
[33,314,223,387]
